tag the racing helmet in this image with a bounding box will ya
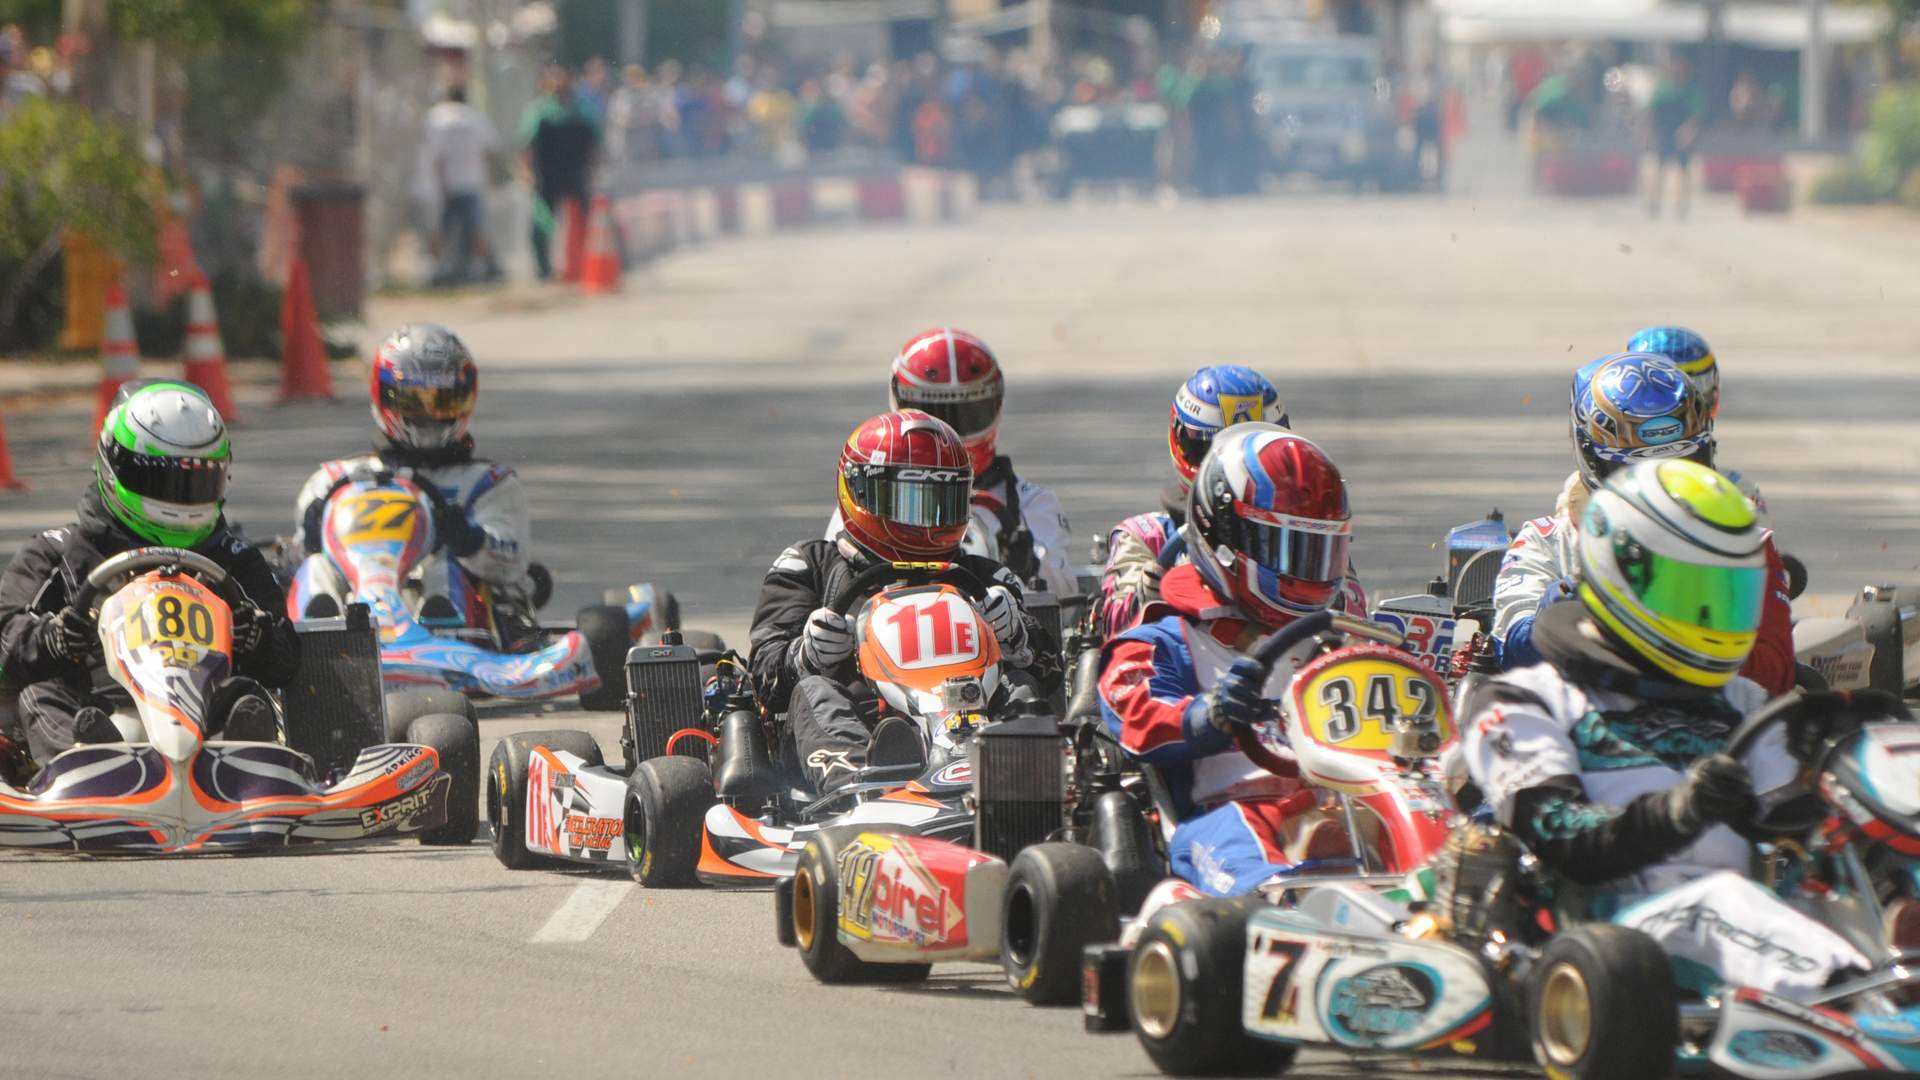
[371,323,478,450]
[1570,353,1711,491]
[1169,365,1289,483]
[1184,424,1350,628]
[888,328,1004,476]
[96,381,230,548]
[1578,459,1766,688]
[1628,325,1718,418]
[837,410,974,562]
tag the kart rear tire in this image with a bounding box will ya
[384,689,476,742]
[1131,897,1295,1077]
[406,713,479,846]
[576,604,633,712]
[677,629,727,656]
[486,730,603,868]
[1528,924,1676,1080]
[792,825,932,985]
[624,756,713,887]
[1002,842,1120,1005]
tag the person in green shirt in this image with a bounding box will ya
[1646,54,1704,219]
[517,66,602,280]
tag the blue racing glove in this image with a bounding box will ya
[1180,657,1272,752]
[1502,577,1576,670]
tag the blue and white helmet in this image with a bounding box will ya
[1571,352,1712,490]
[1628,325,1719,418]
[1169,365,1289,482]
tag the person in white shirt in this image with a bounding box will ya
[422,86,501,285]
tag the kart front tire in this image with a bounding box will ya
[576,604,633,712]
[624,756,713,887]
[1002,842,1120,1005]
[1131,896,1295,1077]
[486,730,605,867]
[1528,924,1676,1080]
[792,825,931,985]
[406,713,479,845]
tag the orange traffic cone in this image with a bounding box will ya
[580,195,621,295]
[278,257,333,401]
[182,272,240,422]
[0,414,29,491]
[92,284,140,434]
[561,197,587,283]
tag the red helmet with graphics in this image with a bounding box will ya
[837,410,974,561]
[370,322,478,450]
[888,328,1004,476]
[1184,424,1351,628]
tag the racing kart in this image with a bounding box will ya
[1796,583,1920,700]
[1111,687,1920,1079]
[0,548,465,853]
[287,472,665,710]
[770,607,1461,999]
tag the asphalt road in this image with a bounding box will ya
[4,188,1918,1080]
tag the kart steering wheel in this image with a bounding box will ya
[828,559,992,618]
[1726,688,1914,835]
[72,548,246,625]
[1229,609,1412,777]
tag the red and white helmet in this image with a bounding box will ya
[837,410,974,562]
[888,328,1004,476]
[1184,424,1352,628]
[370,323,478,450]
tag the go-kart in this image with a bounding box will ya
[287,472,665,710]
[486,561,1063,901]
[1797,583,1919,699]
[769,607,1461,998]
[1366,510,1510,673]
[1112,687,1920,1078]
[0,548,466,853]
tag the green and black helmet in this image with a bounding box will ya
[96,382,230,547]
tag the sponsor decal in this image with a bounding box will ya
[837,836,963,948]
[1325,963,1439,1043]
[1638,905,1821,975]
[563,814,621,851]
[805,748,858,779]
[932,760,972,787]
[1854,1011,1920,1045]
[1741,991,1865,1043]
[1217,393,1262,425]
[359,787,436,831]
[388,753,434,790]
[1637,415,1685,445]
[551,771,576,790]
[1727,1030,1826,1068]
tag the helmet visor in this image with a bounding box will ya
[1243,518,1350,584]
[842,466,971,528]
[1171,420,1214,470]
[381,382,476,423]
[101,441,228,505]
[1614,541,1765,633]
[895,386,1003,440]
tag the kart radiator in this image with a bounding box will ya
[282,603,387,776]
[624,643,705,764]
[973,714,1065,862]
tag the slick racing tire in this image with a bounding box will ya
[576,604,634,712]
[1001,843,1120,1005]
[406,713,480,846]
[1131,897,1295,1077]
[624,756,713,887]
[1528,924,1676,1080]
[792,826,932,985]
[384,689,477,742]
[487,730,604,868]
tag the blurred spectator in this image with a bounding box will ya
[1,25,47,116]
[517,67,600,281]
[607,64,662,164]
[1727,70,1781,131]
[576,57,610,125]
[1645,54,1702,219]
[423,85,501,286]
[796,78,845,154]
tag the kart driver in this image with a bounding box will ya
[293,323,537,646]
[1097,424,1357,896]
[1098,366,1364,641]
[1465,460,1868,993]
[0,382,299,765]
[750,410,1051,794]
[827,329,1078,599]
[1492,351,1793,693]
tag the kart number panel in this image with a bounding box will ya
[524,748,625,861]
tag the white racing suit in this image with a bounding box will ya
[293,452,534,623]
[1465,662,1867,995]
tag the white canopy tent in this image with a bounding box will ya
[1433,0,1888,48]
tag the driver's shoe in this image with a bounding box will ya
[417,594,463,628]
[302,594,341,620]
[866,717,926,773]
[212,677,283,744]
[71,707,121,745]
[493,603,542,654]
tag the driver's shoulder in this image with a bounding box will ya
[1720,674,1770,714]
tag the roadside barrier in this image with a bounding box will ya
[92,284,140,435]
[1735,162,1792,214]
[562,198,588,284]
[278,257,334,402]
[182,272,240,422]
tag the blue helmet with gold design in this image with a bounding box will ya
[1169,365,1288,483]
[1570,352,1711,490]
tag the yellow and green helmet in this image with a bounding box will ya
[1577,459,1767,688]
[96,382,230,548]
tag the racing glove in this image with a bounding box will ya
[1662,753,1756,836]
[432,501,488,559]
[230,603,270,659]
[1197,657,1273,733]
[797,607,854,674]
[981,585,1031,663]
[37,606,96,665]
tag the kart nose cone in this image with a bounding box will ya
[1132,940,1184,1041]
[1538,962,1594,1064]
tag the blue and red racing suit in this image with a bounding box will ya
[1096,563,1344,896]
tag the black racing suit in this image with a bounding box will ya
[747,536,1057,793]
[0,486,301,760]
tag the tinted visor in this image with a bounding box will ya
[1615,541,1765,633]
[1172,420,1214,470]
[381,381,476,422]
[1243,518,1350,584]
[102,441,228,505]
[843,466,971,527]
[898,390,1002,440]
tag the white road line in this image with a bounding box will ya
[529,881,631,944]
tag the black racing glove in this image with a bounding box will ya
[1196,657,1272,734]
[432,501,487,559]
[1662,753,1756,836]
[37,606,96,665]
[230,603,270,659]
